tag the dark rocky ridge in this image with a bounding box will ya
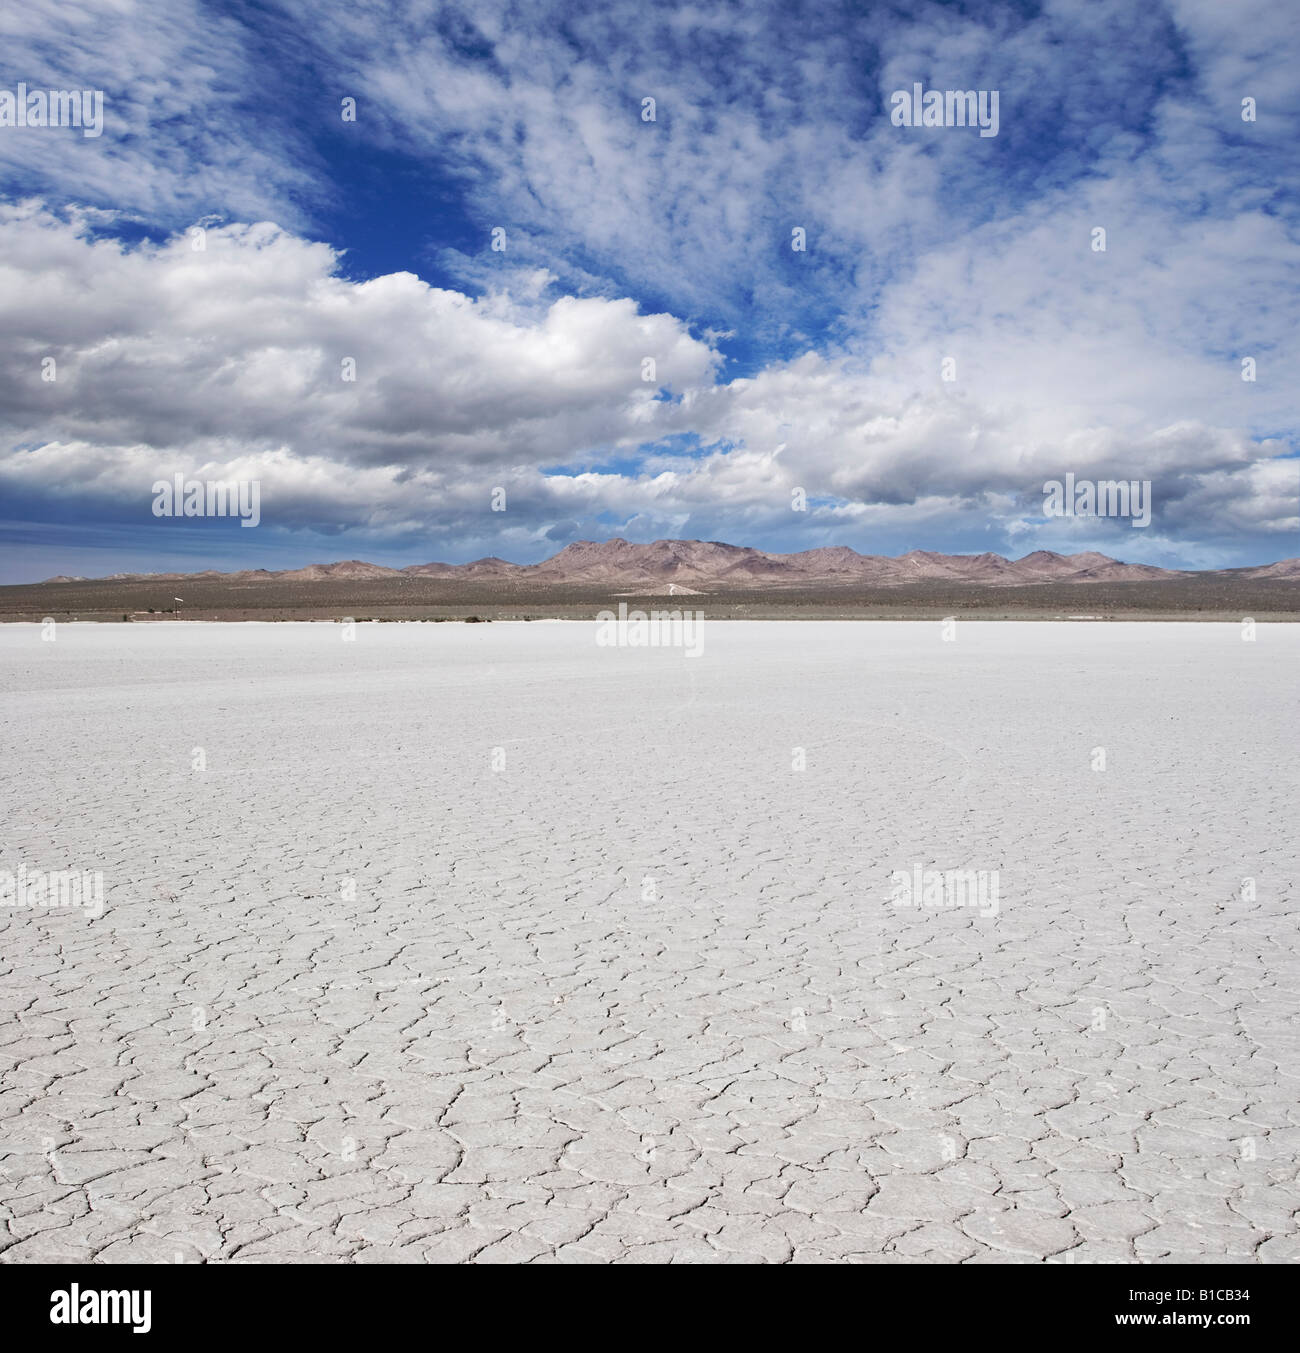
[39,537,1300,589]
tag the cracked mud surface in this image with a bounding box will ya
[1,621,1297,1264]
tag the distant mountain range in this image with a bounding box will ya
[44,538,1300,589]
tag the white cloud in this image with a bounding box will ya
[0,201,1294,564]
[0,0,317,223]
[0,205,720,528]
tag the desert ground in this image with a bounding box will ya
[2,572,1299,624]
[1,621,1297,1264]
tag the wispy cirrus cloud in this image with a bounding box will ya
[0,0,319,225]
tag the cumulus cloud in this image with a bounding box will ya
[0,199,1294,571]
[0,204,718,524]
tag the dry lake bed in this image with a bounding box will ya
[1,621,1297,1264]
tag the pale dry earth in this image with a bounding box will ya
[0,621,1297,1265]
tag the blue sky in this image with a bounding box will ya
[0,0,1296,581]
